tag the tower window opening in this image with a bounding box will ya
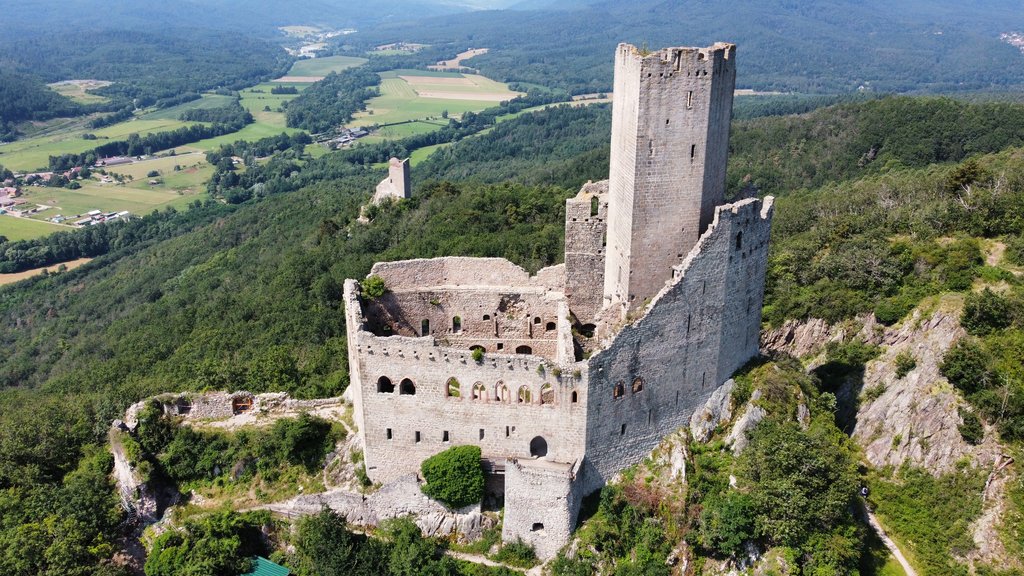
[421,319,430,336]
[571,390,579,403]
[516,345,532,355]
[590,195,599,216]
[613,381,625,399]
[687,90,693,109]
[415,431,421,443]
[545,321,556,331]
[386,428,393,440]
[443,431,450,443]
[505,426,510,438]
[620,424,627,436]
[532,522,545,532]
[736,231,743,250]
[400,378,416,395]
[690,144,696,159]
[533,316,541,325]
[483,314,491,321]
[377,376,395,394]
[453,316,462,333]
[632,377,644,393]
[479,428,485,440]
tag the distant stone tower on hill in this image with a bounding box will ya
[603,42,737,312]
[373,157,411,204]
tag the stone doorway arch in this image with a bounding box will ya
[529,436,548,458]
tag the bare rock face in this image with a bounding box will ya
[690,379,735,443]
[765,308,1001,475]
[726,389,767,455]
[852,309,1002,474]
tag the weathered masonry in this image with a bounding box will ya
[344,41,774,560]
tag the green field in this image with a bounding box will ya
[48,81,111,105]
[188,122,302,151]
[0,215,66,241]
[139,94,237,120]
[19,179,205,224]
[240,83,308,129]
[409,142,452,166]
[359,120,448,145]
[0,118,198,172]
[285,56,368,78]
[104,153,212,190]
[349,71,521,129]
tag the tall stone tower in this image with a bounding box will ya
[603,42,736,311]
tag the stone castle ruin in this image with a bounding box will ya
[373,157,411,205]
[343,42,775,559]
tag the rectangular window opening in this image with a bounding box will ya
[386,428,393,440]
[443,431,450,443]
[415,431,421,443]
[505,426,510,438]
[690,144,696,159]
[479,428,485,440]
[620,424,627,436]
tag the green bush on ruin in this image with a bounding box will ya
[420,445,485,509]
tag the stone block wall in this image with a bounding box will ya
[565,181,609,324]
[372,157,411,205]
[604,43,737,310]
[345,277,590,484]
[584,197,772,484]
[503,458,586,560]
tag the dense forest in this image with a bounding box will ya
[353,0,1024,94]
[284,68,383,133]
[0,71,90,137]
[3,91,1024,573]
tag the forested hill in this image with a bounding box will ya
[4,95,1024,572]
[354,0,1024,94]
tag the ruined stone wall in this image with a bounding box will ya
[363,288,563,360]
[564,181,609,323]
[503,458,586,560]
[603,43,737,311]
[345,279,589,485]
[584,197,773,485]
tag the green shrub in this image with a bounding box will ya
[894,351,917,379]
[1006,235,1024,266]
[961,288,1013,336]
[940,338,994,394]
[420,445,485,508]
[361,275,386,299]
[491,538,538,568]
[958,409,984,445]
[697,492,756,556]
[472,348,484,363]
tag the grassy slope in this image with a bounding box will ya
[0,216,66,241]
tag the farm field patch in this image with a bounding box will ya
[277,55,368,81]
[47,80,112,104]
[0,118,198,172]
[240,83,308,128]
[140,94,237,121]
[350,71,522,128]
[0,215,66,241]
[0,257,92,286]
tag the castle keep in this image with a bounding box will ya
[343,42,774,559]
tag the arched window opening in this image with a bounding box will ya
[515,345,532,355]
[532,522,545,532]
[470,344,485,353]
[613,381,625,399]
[446,377,461,398]
[400,378,416,395]
[529,436,548,458]
[472,382,487,401]
[533,317,541,325]
[518,386,532,404]
[632,377,644,394]
[590,195,599,217]
[571,390,579,403]
[452,316,462,333]
[540,383,555,405]
[545,322,556,331]
[579,324,596,338]
[497,383,511,403]
[735,231,743,251]
[482,314,491,321]
[377,376,395,393]
[421,319,430,336]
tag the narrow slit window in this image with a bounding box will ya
[442,431,450,443]
[687,90,693,109]
[479,428,485,440]
[386,428,393,440]
[690,144,696,159]
[505,426,510,438]
[620,424,627,436]
[421,319,430,336]
[415,431,421,443]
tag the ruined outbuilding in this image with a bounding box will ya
[344,42,775,559]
